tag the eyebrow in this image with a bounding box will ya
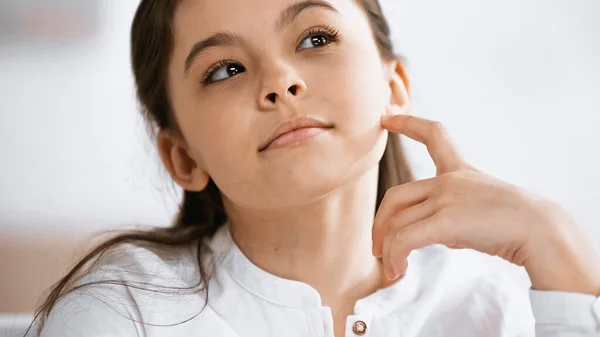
[276,0,337,32]
[184,0,338,75]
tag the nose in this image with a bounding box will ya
[258,63,306,109]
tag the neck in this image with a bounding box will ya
[225,165,387,311]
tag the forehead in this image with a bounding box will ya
[173,0,356,36]
[168,0,367,77]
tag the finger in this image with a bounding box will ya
[372,178,438,257]
[383,214,454,279]
[375,197,438,258]
[381,109,464,174]
[378,199,438,265]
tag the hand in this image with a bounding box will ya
[372,105,600,295]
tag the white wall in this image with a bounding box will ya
[1,0,599,254]
[384,0,600,247]
[0,1,179,234]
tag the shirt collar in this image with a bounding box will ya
[210,225,423,311]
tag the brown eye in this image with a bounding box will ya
[299,34,330,50]
[203,61,246,85]
[297,26,340,51]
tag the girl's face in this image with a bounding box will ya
[163,0,407,209]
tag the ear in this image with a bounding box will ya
[384,59,411,110]
[157,131,210,192]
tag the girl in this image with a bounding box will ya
[32,0,600,336]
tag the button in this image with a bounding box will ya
[352,320,367,335]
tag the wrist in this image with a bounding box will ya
[524,214,600,295]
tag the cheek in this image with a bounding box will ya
[190,118,261,205]
[171,80,265,203]
[177,97,255,180]
[317,49,389,134]
[319,46,390,175]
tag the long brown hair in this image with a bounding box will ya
[32,0,413,331]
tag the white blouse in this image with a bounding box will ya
[38,226,600,337]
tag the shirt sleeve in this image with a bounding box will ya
[38,283,145,337]
[530,289,600,337]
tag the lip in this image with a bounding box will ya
[258,117,333,152]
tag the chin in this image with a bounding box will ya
[253,128,388,208]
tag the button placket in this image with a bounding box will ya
[593,297,600,328]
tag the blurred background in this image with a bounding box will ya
[0,0,599,333]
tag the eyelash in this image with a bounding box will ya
[298,25,341,50]
[200,25,341,86]
[201,60,238,85]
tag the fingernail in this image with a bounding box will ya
[381,115,392,122]
[385,263,397,280]
[391,260,401,277]
[391,259,407,277]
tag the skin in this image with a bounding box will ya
[156,0,600,335]
[375,107,600,295]
[158,0,406,333]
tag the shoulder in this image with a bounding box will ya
[39,240,212,336]
[412,244,530,293]
[410,246,535,334]
[85,241,202,287]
